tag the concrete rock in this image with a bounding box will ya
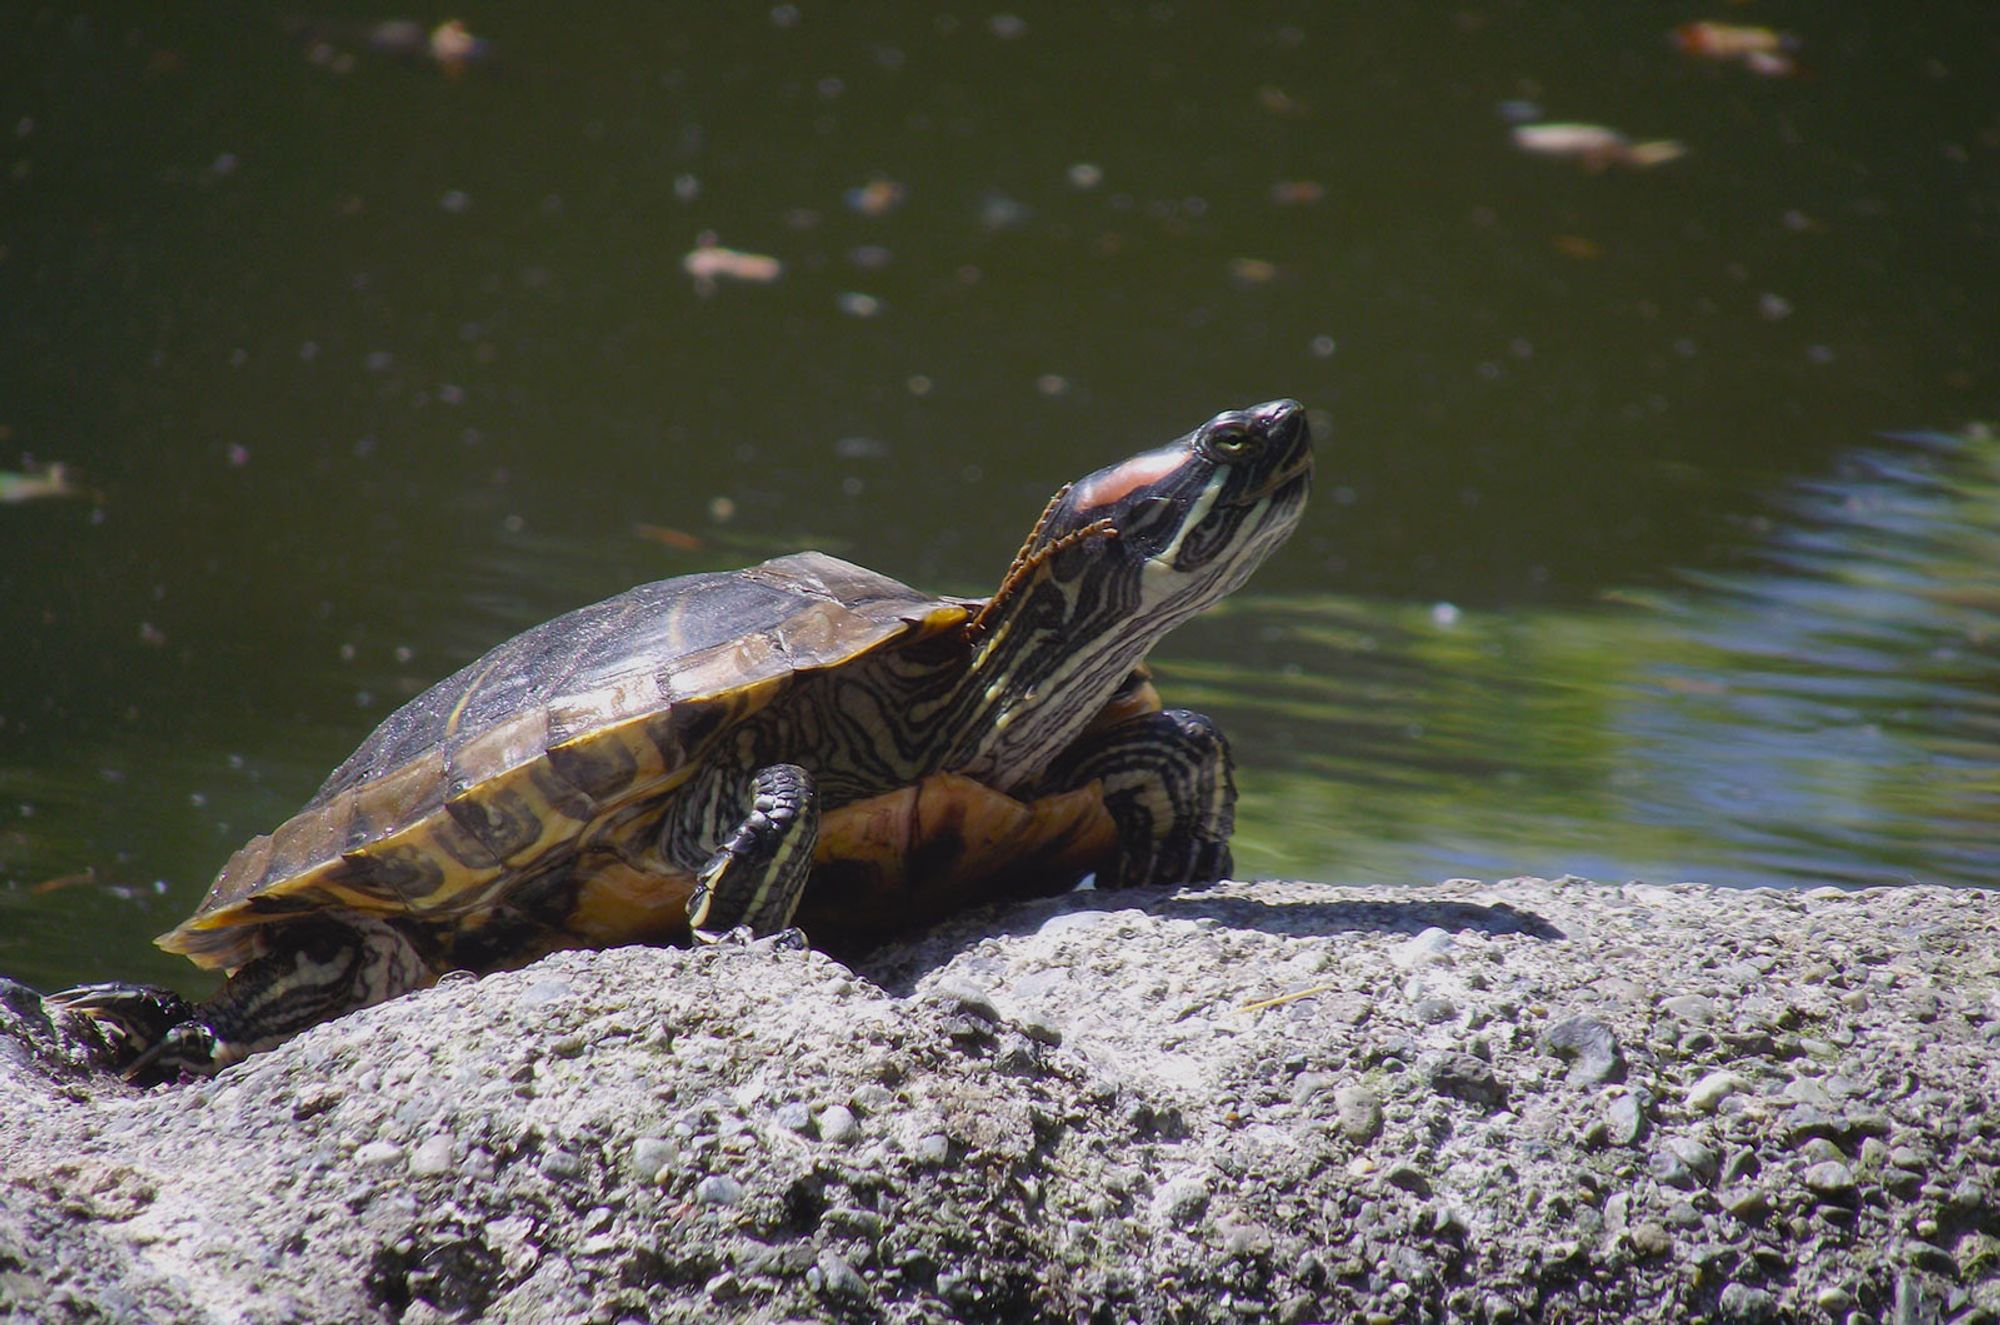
[2,878,1996,1323]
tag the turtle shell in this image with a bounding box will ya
[161,552,969,970]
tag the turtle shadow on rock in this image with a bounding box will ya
[1158,889,1565,942]
[849,882,1567,991]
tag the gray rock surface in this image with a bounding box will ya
[3,877,1998,1324]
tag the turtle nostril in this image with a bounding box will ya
[1253,399,1305,443]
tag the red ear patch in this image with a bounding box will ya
[1069,448,1186,512]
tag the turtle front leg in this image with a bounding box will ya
[686,762,820,940]
[1044,708,1237,889]
[52,915,434,1082]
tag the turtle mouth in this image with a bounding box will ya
[1255,451,1313,501]
[1221,446,1313,511]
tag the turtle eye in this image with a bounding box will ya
[1201,423,1261,462]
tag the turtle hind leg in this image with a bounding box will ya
[59,915,436,1082]
[1044,708,1237,889]
[685,762,820,940]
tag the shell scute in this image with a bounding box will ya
[339,840,448,907]
[541,727,645,802]
[444,707,551,798]
[443,782,545,862]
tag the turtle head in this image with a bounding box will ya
[959,400,1311,787]
[994,398,1313,624]
[1057,397,1311,602]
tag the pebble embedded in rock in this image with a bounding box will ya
[1221,1221,1274,1258]
[1803,1161,1856,1200]
[1783,1076,1834,1106]
[520,978,573,1006]
[696,1173,743,1206]
[539,1149,585,1182]
[1392,927,1456,969]
[1667,1137,1719,1183]
[1845,1109,1891,1139]
[1661,994,1717,1024]
[772,1102,813,1134]
[1543,1014,1624,1084]
[1648,1148,1696,1189]
[1722,1187,1771,1219]
[1292,1072,1338,1108]
[993,1042,1040,1075]
[823,1205,888,1240]
[815,1250,868,1300]
[631,1136,679,1179]
[1687,1069,1748,1112]
[408,1136,455,1177]
[1716,1281,1776,1321]
[931,979,999,1022]
[1947,1177,1989,1212]
[1154,1175,1210,1225]
[1410,996,1458,1023]
[1605,1092,1648,1146]
[1888,1144,1930,1171]
[1422,1051,1505,1109]
[1034,909,1104,938]
[1383,1161,1432,1196]
[1016,1010,1063,1045]
[1334,1085,1383,1144]
[354,1141,402,1168]
[1630,1222,1673,1256]
[816,1104,860,1143]
[1782,1105,1844,1148]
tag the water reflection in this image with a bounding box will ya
[1201,425,2000,891]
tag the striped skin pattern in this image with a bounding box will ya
[952,399,1312,794]
[64,400,1311,1076]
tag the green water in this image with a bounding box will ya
[2,5,1994,995]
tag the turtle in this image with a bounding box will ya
[53,398,1312,1079]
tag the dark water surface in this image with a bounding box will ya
[2,5,1995,994]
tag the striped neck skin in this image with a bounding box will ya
[944,399,1313,793]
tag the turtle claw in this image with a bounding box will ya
[691,923,759,947]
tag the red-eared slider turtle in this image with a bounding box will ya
[55,400,1312,1078]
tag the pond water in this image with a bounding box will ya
[2,5,1994,995]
